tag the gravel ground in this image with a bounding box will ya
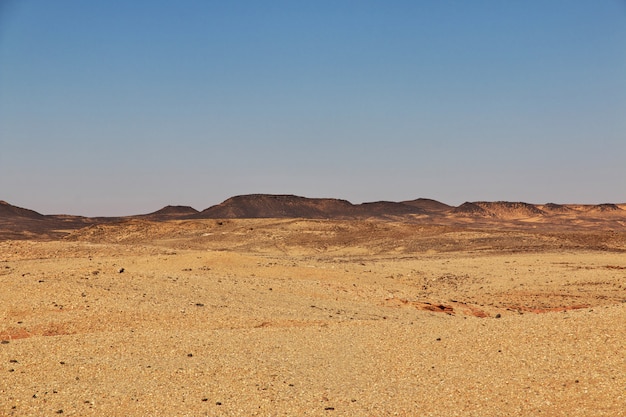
[1,226,625,416]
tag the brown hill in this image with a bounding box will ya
[353,201,426,217]
[195,195,425,219]
[589,203,623,212]
[0,201,94,239]
[138,205,199,220]
[540,203,573,213]
[473,201,545,218]
[195,194,356,219]
[0,200,45,219]
[402,198,452,213]
[451,202,492,216]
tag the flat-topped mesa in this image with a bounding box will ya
[194,194,427,219]
[195,194,356,219]
[140,205,199,220]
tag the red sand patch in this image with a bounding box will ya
[0,328,31,340]
[0,324,73,340]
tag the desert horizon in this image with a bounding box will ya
[2,192,625,415]
[2,1,625,415]
[3,194,626,219]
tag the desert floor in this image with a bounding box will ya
[1,219,625,416]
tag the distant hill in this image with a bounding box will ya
[139,205,199,220]
[540,203,573,213]
[195,194,356,219]
[193,194,429,219]
[589,203,623,212]
[3,195,626,240]
[402,198,452,212]
[451,202,492,216]
[0,200,46,219]
[472,201,545,218]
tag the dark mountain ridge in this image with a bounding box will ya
[193,194,430,219]
[2,196,626,240]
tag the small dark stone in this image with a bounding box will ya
[32,394,37,398]
[575,379,579,383]
[56,410,63,414]
[59,361,65,365]
[436,338,441,341]
[1,340,9,344]
[201,398,208,402]
[9,369,14,372]
[324,407,335,410]
[118,268,125,273]
[216,402,222,405]
[9,359,18,363]
[187,353,193,357]
[195,303,204,307]
[495,313,502,318]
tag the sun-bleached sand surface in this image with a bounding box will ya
[1,219,625,416]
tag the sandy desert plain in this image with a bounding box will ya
[1,195,625,416]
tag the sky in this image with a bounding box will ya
[1,1,625,216]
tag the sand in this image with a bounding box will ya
[1,219,625,416]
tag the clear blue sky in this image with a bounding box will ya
[1,1,625,216]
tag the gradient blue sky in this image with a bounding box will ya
[1,1,625,216]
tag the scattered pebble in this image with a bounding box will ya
[118,268,125,273]
[495,313,502,318]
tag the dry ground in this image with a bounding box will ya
[1,219,625,416]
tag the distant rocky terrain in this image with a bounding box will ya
[1,195,625,240]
